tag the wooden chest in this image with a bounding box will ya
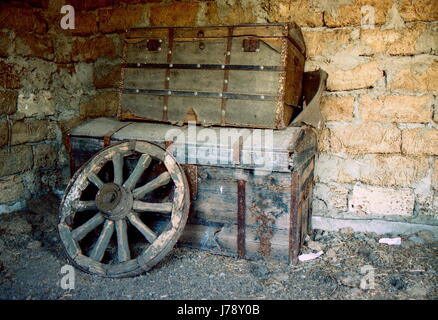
[119,23,306,129]
[66,119,316,264]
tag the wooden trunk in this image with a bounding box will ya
[67,119,316,264]
[118,23,306,129]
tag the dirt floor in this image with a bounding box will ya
[0,194,436,300]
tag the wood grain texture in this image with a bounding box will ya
[120,24,305,129]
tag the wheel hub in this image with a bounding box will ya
[96,183,133,220]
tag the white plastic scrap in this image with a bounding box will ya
[378,237,402,245]
[298,251,324,262]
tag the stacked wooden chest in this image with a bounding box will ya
[66,23,323,265]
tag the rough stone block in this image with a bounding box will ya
[315,153,429,187]
[0,175,24,204]
[415,193,437,217]
[326,61,383,91]
[93,61,121,89]
[0,31,13,57]
[33,144,57,168]
[402,128,438,155]
[0,5,47,34]
[321,95,354,121]
[53,63,94,94]
[264,0,323,27]
[80,91,119,118]
[0,90,17,115]
[150,2,200,26]
[0,61,21,89]
[434,159,438,190]
[69,0,113,11]
[349,185,414,216]
[0,121,8,147]
[388,57,438,92]
[303,28,357,58]
[70,11,99,36]
[17,91,55,117]
[360,23,437,56]
[322,0,393,27]
[98,6,145,33]
[313,183,350,215]
[72,37,117,63]
[0,145,33,176]
[327,123,401,154]
[360,94,432,123]
[11,120,51,145]
[317,127,331,153]
[361,155,429,187]
[15,33,54,60]
[53,37,73,64]
[399,0,438,22]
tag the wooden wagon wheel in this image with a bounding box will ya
[58,140,190,278]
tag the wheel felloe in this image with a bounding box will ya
[58,141,190,278]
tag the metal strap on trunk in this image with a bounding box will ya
[237,179,246,259]
[102,122,133,147]
[163,28,174,122]
[221,26,233,125]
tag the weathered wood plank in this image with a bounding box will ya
[121,94,164,121]
[228,70,279,95]
[126,39,168,64]
[124,69,167,90]
[229,39,282,66]
[167,96,221,124]
[170,69,223,92]
[172,39,226,65]
[225,99,277,128]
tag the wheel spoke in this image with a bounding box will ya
[123,154,152,190]
[71,212,105,241]
[72,200,97,212]
[115,219,130,262]
[133,201,173,213]
[113,153,124,186]
[128,214,157,243]
[89,220,114,262]
[88,173,104,189]
[133,172,171,199]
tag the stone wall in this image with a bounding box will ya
[0,0,437,233]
